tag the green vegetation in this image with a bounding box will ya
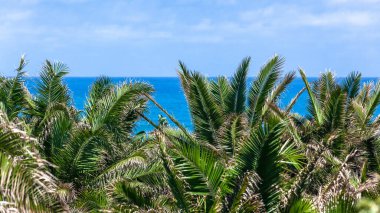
[0,55,379,212]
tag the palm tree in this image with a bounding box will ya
[144,55,304,212]
[34,69,163,211]
[0,57,163,211]
[279,70,380,212]
[0,56,33,126]
[146,56,380,213]
[1,55,380,212]
[0,107,61,212]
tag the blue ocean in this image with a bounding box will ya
[24,77,379,132]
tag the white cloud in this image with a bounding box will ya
[92,25,172,40]
[1,0,380,47]
[238,4,379,30]
[302,11,375,27]
[0,9,35,40]
[15,0,40,5]
[0,10,33,22]
[329,0,380,4]
[191,19,213,31]
[214,0,237,5]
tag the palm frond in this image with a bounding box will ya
[248,55,284,127]
[222,122,285,212]
[39,110,73,161]
[85,76,114,119]
[323,195,357,213]
[363,136,380,172]
[168,131,225,197]
[210,76,231,114]
[287,198,317,213]
[364,81,380,124]
[217,114,248,157]
[286,87,306,113]
[86,82,152,133]
[226,57,250,114]
[299,68,324,125]
[322,88,345,132]
[342,71,361,101]
[177,64,223,144]
[54,129,104,185]
[0,56,31,120]
[0,127,60,212]
[159,141,191,212]
[34,60,71,114]
[263,71,296,115]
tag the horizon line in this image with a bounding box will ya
[10,75,380,78]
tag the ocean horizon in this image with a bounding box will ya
[24,77,380,132]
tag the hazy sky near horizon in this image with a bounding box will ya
[1,0,380,77]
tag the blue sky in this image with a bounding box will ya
[0,0,380,77]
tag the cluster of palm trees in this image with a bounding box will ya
[0,55,379,212]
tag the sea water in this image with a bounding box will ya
[24,77,379,132]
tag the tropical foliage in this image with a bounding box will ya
[0,56,379,212]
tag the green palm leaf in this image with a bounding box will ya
[342,71,361,101]
[323,88,345,132]
[226,57,250,114]
[178,65,223,144]
[210,76,231,114]
[0,56,31,120]
[160,142,191,212]
[86,82,152,133]
[285,87,306,113]
[287,198,317,213]
[248,55,284,127]
[0,127,61,212]
[168,132,225,196]
[222,122,285,212]
[364,82,380,124]
[299,68,324,125]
